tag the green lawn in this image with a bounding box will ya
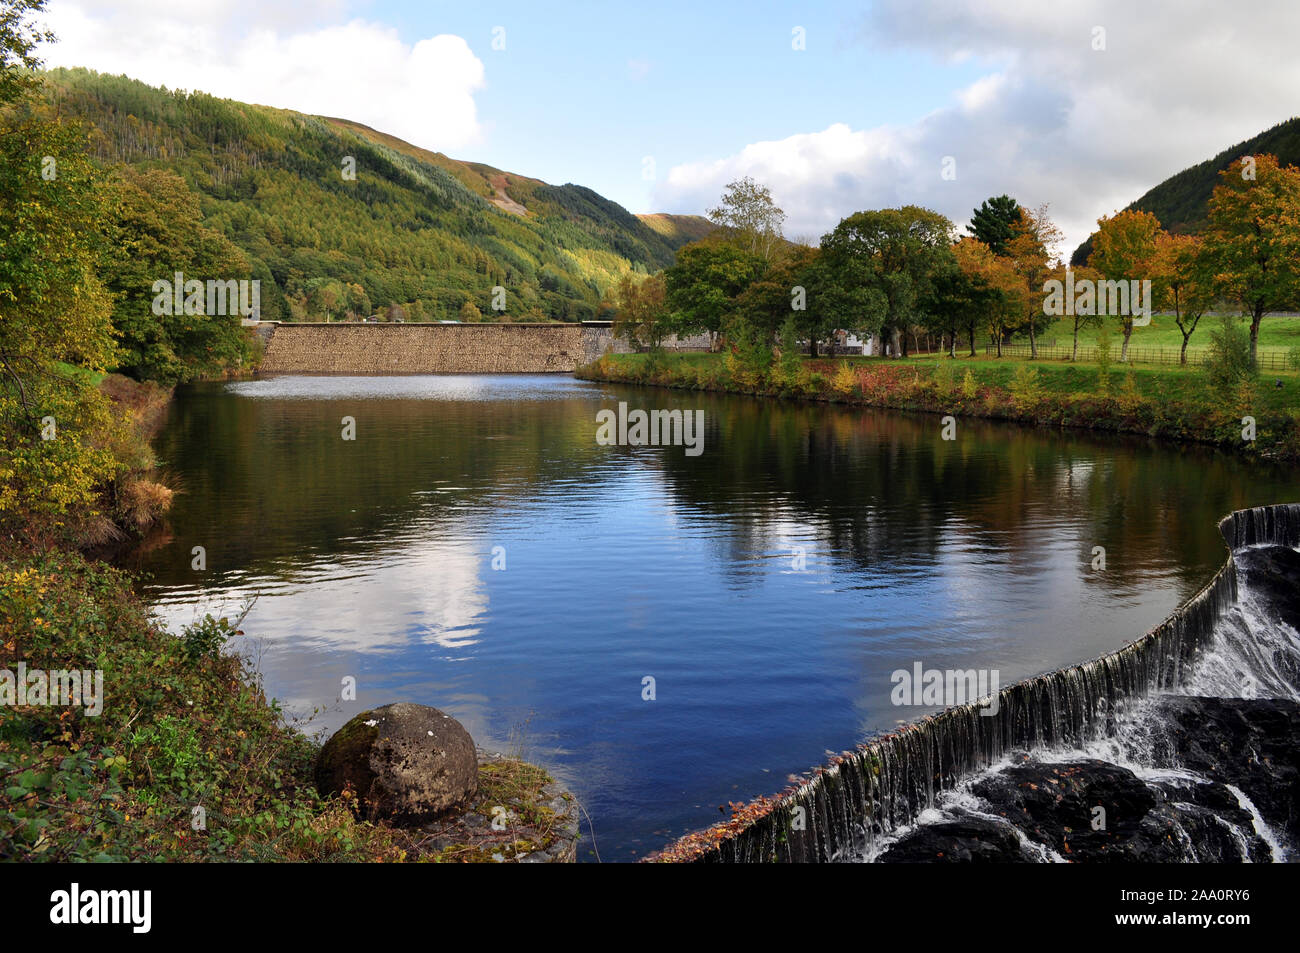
[1025,314,1300,359]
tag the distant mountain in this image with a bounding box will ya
[1070,116,1300,265]
[637,213,717,245]
[44,68,711,322]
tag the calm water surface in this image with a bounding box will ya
[126,374,1299,860]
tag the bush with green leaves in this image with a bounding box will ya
[1204,316,1255,398]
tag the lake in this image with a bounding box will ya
[125,373,1298,860]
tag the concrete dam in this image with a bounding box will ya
[256,321,629,375]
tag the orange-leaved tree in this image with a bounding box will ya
[1204,153,1300,368]
[1088,209,1162,363]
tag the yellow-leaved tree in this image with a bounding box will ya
[0,0,126,537]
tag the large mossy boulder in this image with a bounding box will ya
[315,703,478,825]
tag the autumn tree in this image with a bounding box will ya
[344,282,371,320]
[1053,265,1104,361]
[0,0,49,105]
[0,0,125,528]
[925,237,1022,358]
[1151,233,1215,365]
[1204,153,1300,368]
[305,278,343,322]
[611,272,668,350]
[1088,209,1162,362]
[731,244,829,356]
[979,249,1030,357]
[1003,204,1062,359]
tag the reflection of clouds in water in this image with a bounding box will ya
[150,534,490,655]
[267,535,489,653]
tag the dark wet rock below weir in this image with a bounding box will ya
[877,696,1298,863]
[876,816,1030,862]
[1151,694,1300,845]
[1234,545,1300,633]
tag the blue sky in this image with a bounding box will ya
[367,1,990,213]
[41,0,1300,255]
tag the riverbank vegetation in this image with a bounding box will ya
[2,1,422,863]
[578,349,1300,460]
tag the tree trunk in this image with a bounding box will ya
[1180,334,1189,365]
[1028,320,1038,360]
[1121,324,1132,363]
[968,328,976,358]
[809,337,818,359]
[1071,319,1079,361]
[1250,305,1263,368]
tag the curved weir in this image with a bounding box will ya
[650,502,1300,863]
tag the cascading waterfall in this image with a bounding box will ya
[653,503,1300,864]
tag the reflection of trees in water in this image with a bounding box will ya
[130,379,1296,600]
[648,390,1294,594]
[128,385,615,584]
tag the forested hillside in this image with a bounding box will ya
[1071,116,1300,264]
[43,68,710,325]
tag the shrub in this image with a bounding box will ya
[1009,365,1045,414]
[832,361,859,396]
[723,319,773,390]
[181,613,238,662]
[1204,316,1254,399]
[931,361,956,399]
[1117,369,1144,415]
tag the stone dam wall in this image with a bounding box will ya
[257,322,631,375]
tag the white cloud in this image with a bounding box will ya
[39,1,485,152]
[655,0,1300,257]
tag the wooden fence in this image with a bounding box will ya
[982,342,1295,371]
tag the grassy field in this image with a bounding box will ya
[1012,314,1300,364]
